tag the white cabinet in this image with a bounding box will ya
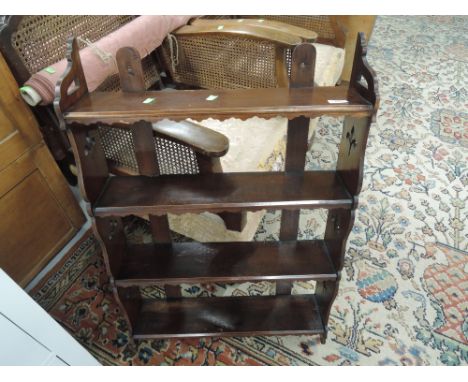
[0,269,100,366]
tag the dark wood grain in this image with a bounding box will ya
[289,43,316,89]
[94,171,352,217]
[217,211,246,232]
[116,46,230,158]
[67,125,109,205]
[63,86,373,125]
[54,38,89,131]
[116,285,141,333]
[316,208,355,343]
[115,240,337,286]
[315,279,337,344]
[132,121,160,176]
[336,116,371,202]
[195,153,246,232]
[116,46,146,93]
[130,120,173,242]
[279,45,316,244]
[278,43,316,294]
[93,216,138,334]
[119,51,174,245]
[131,119,175,287]
[349,32,380,119]
[117,47,178,297]
[133,295,325,339]
[93,216,127,277]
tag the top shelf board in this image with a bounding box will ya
[63,85,373,125]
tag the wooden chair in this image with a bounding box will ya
[159,17,317,89]
[160,16,376,88]
[246,16,377,81]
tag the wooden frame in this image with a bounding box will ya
[0,48,86,286]
[243,15,377,81]
[54,32,378,343]
[160,18,320,89]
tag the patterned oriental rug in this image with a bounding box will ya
[31,16,467,365]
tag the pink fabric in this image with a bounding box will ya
[24,15,192,105]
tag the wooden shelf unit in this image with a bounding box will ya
[54,33,378,343]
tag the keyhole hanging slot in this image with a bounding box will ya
[108,219,118,241]
[84,133,96,156]
[331,214,341,232]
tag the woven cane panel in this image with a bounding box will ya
[154,137,199,175]
[98,127,199,175]
[255,16,336,40]
[99,126,139,172]
[161,35,277,89]
[11,16,136,75]
[141,55,162,90]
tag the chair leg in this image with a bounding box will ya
[218,211,247,232]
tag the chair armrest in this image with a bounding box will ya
[175,20,308,47]
[152,119,229,158]
[190,18,318,43]
[333,16,377,81]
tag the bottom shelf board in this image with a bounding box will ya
[133,294,325,339]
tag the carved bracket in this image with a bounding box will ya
[53,37,89,131]
[349,32,380,122]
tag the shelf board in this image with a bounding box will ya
[94,171,352,217]
[115,240,337,287]
[64,85,373,125]
[133,295,325,339]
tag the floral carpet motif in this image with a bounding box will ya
[31,16,467,365]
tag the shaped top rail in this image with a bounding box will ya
[54,34,378,129]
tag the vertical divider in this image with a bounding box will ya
[54,38,142,334]
[196,153,246,232]
[67,123,141,333]
[277,43,316,295]
[317,115,371,342]
[316,34,376,343]
[117,46,181,299]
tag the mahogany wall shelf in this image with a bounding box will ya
[54,34,378,343]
